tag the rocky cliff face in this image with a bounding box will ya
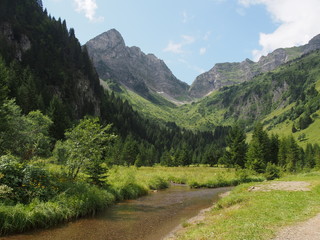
[190,34,320,98]
[0,23,31,61]
[86,29,190,102]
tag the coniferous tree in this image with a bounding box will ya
[285,136,301,172]
[225,124,247,168]
[246,123,270,173]
[304,143,315,169]
[269,134,280,164]
[120,135,139,166]
[0,57,8,105]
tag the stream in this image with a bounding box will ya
[1,185,231,240]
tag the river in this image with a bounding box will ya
[1,185,231,240]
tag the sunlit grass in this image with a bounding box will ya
[175,172,320,240]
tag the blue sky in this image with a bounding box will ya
[42,0,320,85]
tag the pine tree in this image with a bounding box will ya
[246,123,270,173]
[269,134,279,164]
[0,57,8,105]
[285,136,301,172]
[120,135,139,166]
[304,143,315,169]
[225,124,247,168]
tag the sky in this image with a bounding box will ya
[42,0,320,85]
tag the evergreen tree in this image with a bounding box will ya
[48,95,71,140]
[160,150,173,166]
[0,57,8,105]
[269,134,279,164]
[304,143,315,169]
[246,123,270,173]
[285,136,301,172]
[120,135,139,166]
[278,136,302,172]
[225,124,247,168]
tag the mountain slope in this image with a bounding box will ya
[119,48,320,143]
[0,0,104,138]
[185,50,320,133]
[189,34,320,98]
[86,29,191,103]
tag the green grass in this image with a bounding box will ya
[175,172,320,240]
[0,182,115,235]
[266,109,320,148]
[110,166,264,189]
[1,165,263,236]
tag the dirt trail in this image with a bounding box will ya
[251,181,319,240]
[272,213,320,240]
[166,181,320,240]
[248,181,311,192]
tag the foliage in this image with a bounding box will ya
[63,117,116,183]
[0,155,56,203]
[246,123,270,173]
[264,162,281,180]
[0,100,52,159]
[224,124,247,168]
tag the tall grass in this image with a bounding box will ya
[0,182,115,235]
[0,165,263,236]
[133,166,264,188]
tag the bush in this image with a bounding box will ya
[0,155,57,203]
[148,176,169,190]
[264,163,281,180]
[0,183,115,235]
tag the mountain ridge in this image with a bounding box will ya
[86,29,191,103]
[189,34,320,98]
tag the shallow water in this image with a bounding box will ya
[1,185,231,240]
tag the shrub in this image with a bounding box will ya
[264,163,281,180]
[148,176,169,190]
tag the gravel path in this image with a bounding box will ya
[272,213,320,240]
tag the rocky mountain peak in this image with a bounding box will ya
[308,33,320,45]
[190,33,320,98]
[89,29,125,51]
[303,34,320,54]
[86,29,190,102]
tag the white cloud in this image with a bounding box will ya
[181,35,195,44]
[74,0,104,22]
[164,35,196,54]
[239,0,320,61]
[182,10,194,24]
[200,47,207,55]
[164,41,184,54]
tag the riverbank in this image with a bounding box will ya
[169,171,320,240]
[0,186,231,240]
[0,165,263,236]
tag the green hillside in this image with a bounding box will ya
[119,50,320,145]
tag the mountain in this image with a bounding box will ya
[189,34,320,98]
[184,49,320,134]
[0,0,223,167]
[0,0,104,138]
[86,29,191,103]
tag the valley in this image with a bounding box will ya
[1,1,320,240]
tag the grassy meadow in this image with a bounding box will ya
[0,164,263,236]
[174,172,320,240]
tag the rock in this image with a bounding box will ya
[190,33,320,98]
[86,29,190,102]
